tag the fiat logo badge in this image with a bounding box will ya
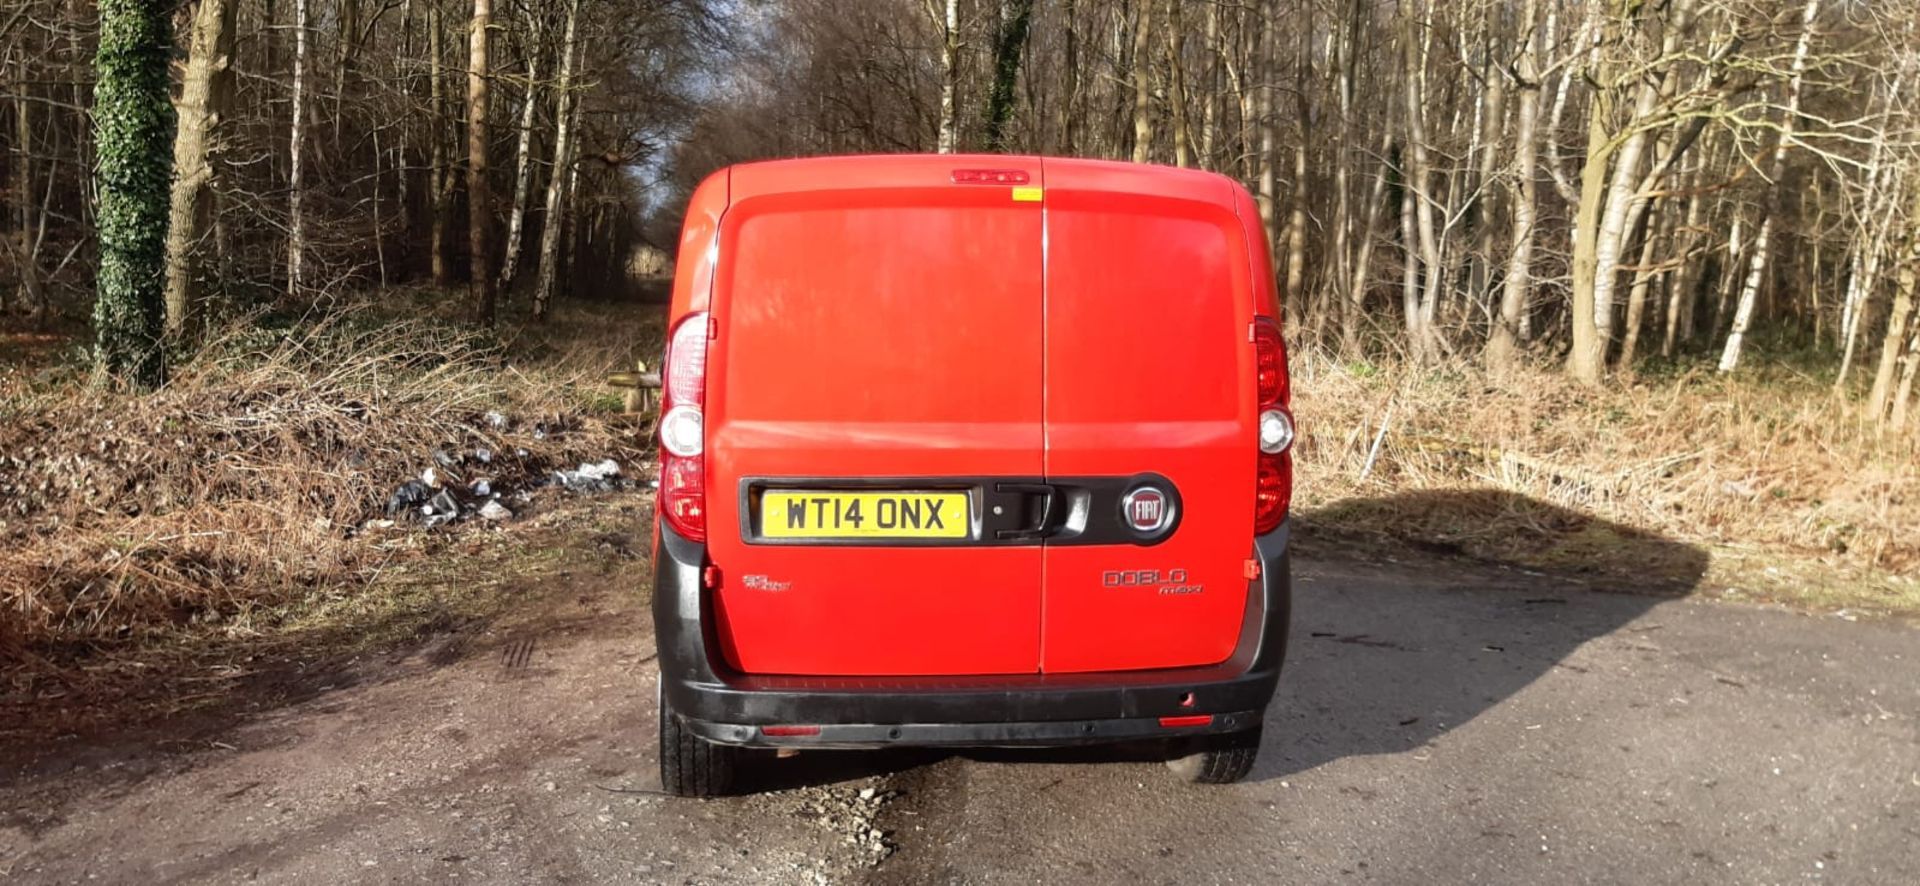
[1122,487,1170,534]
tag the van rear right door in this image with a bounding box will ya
[1037,159,1259,674]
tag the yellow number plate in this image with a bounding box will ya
[761,491,969,539]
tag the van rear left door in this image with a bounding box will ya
[703,157,1047,677]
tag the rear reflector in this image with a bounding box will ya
[761,725,822,737]
[1158,715,1214,728]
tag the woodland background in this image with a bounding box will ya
[3,1,1920,692]
[0,0,1916,405]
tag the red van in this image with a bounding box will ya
[652,155,1294,796]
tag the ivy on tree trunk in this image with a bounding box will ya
[93,0,175,389]
[982,0,1035,151]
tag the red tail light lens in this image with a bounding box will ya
[1255,457,1292,533]
[660,456,706,540]
[659,312,709,542]
[1253,316,1292,534]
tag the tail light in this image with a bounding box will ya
[1252,317,1293,534]
[659,312,710,542]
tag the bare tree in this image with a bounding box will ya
[164,0,237,333]
[1129,0,1154,164]
[287,0,309,297]
[1867,182,1920,425]
[935,0,959,153]
[1718,0,1821,373]
[499,12,542,289]
[1486,0,1543,369]
[429,1,452,285]
[466,0,495,324]
[531,0,581,321]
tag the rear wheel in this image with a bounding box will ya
[1165,725,1262,784]
[658,685,740,797]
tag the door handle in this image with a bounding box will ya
[993,482,1061,540]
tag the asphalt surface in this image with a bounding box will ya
[4,549,1917,884]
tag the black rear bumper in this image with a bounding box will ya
[651,522,1291,749]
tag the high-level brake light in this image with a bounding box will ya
[950,169,1032,185]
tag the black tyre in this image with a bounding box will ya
[1165,726,1262,784]
[658,685,740,797]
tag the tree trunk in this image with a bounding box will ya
[1836,98,1903,389]
[1197,0,1219,167]
[1343,129,1391,356]
[1329,0,1363,336]
[1664,159,1706,358]
[163,0,237,335]
[467,0,495,324]
[287,0,310,297]
[1718,0,1820,373]
[1255,4,1276,238]
[429,2,452,285]
[1167,1,1189,168]
[1061,0,1080,155]
[394,0,416,273]
[1616,203,1666,371]
[1399,6,1443,356]
[936,0,959,153]
[1565,98,1612,385]
[334,0,360,148]
[1890,322,1920,433]
[1573,91,1658,384]
[531,0,580,321]
[983,0,1034,151]
[1281,1,1310,325]
[1838,211,1894,388]
[1566,0,1703,385]
[1866,186,1920,425]
[1129,0,1155,163]
[1399,152,1418,339]
[92,0,176,388]
[1485,0,1541,370]
[8,57,33,318]
[1467,27,1506,320]
[500,43,540,288]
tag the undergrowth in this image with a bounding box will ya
[0,292,661,676]
[1289,344,1920,609]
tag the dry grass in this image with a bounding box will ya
[0,290,664,678]
[1289,345,1920,612]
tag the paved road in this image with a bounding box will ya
[4,550,1917,884]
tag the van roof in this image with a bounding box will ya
[721,154,1244,212]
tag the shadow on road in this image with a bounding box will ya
[1251,488,1707,782]
[755,489,1708,789]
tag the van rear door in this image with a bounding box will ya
[704,157,1047,676]
[1037,160,1259,673]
